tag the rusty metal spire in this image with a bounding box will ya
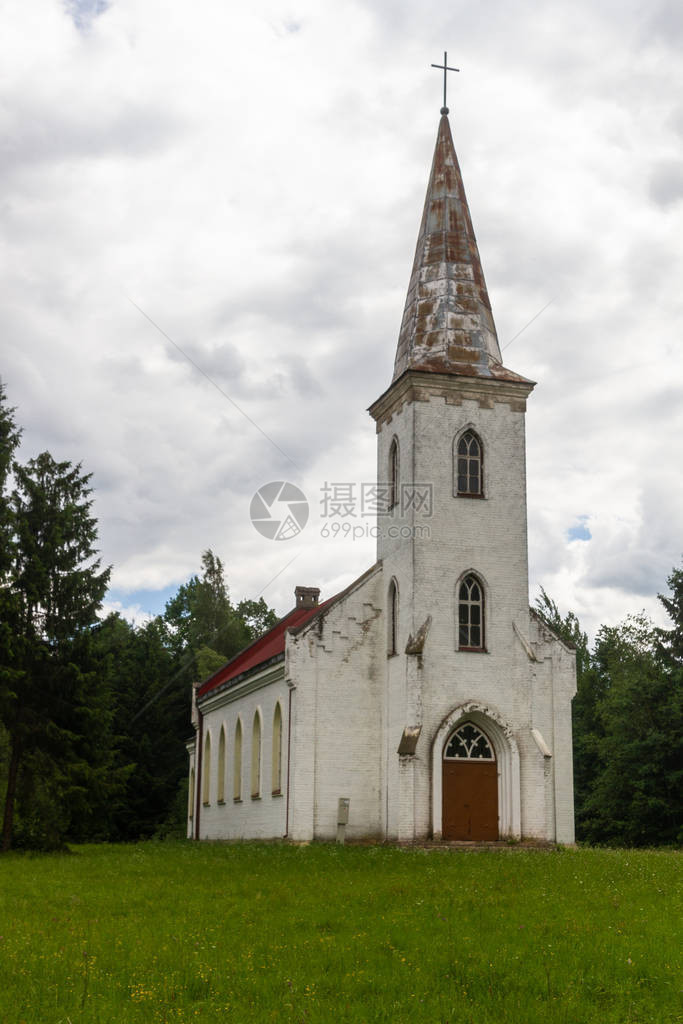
[393,111,527,383]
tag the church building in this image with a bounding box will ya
[187,104,577,845]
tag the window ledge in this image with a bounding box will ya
[387,651,399,659]
[233,797,242,804]
[272,790,283,798]
[202,801,210,807]
[457,647,488,654]
[251,794,261,801]
[455,492,486,500]
[217,799,225,805]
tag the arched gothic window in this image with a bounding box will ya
[455,430,483,496]
[389,437,399,510]
[202,731,211,805]
[217,726,226,803]
[251,711,262,798]
[444,722,495,760]
[388,578,399,656]
[272,703,283,794]
[233,719,242,801]
[458,573,485,650]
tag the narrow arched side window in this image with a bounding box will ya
[188,768,195,820]
[272,703,282,795]
[455,430,483,497]
[388,578,399,656]
[202,731,211,805]
[251,711,262,798]
[458,573,485,651]
[217,726,226,803]
[233,719,242,801]
[389,437,399,510]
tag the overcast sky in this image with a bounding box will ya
[2,0,682,640]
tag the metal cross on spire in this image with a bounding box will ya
[431,51,459,114]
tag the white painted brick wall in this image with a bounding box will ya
[287,566,385,841]
[188,376,576,845]
[192,671,289,840]
[375,379,576,842]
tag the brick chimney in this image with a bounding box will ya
[295,586,320,610]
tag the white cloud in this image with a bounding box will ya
[1,0,681,642]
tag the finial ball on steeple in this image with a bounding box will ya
[440,106,449,115]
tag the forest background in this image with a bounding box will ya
[0,384,680,851]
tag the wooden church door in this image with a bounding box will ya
[442,723,498,841]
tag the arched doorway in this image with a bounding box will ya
[442,722,498,840]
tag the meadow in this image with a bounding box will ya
[0,841,679,1023]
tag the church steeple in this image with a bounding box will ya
[393,113,525,383]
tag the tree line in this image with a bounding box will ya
[1,383,681,849]
[535,573,682,846]
[0,385,276,850]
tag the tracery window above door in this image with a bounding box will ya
[444,723,495,760]
[456,430,483,497]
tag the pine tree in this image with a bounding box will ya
[1,452,110,850]
[0,384,22,847]
[657,562,683,667]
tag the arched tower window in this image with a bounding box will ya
[217,725,226,803]
[389,437,399,510]
[188,768,195,820]
[388,578,399,656]
[272,703,282,794]
[233,719,242,801]
[251,711,262,798]
[455,430,483,497]
[458,573,485,651]
[202,731,211,805]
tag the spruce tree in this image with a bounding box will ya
[0,384,22,849]
[1,452,110,850]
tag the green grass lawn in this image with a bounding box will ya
[0,841,679,1023]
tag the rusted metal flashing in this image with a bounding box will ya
[405,615,432,656]
[398,725,422,756]
[531,728,552,758]
[512,620,538,663]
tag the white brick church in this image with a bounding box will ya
[187,107,577,845]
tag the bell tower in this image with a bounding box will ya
[369,109,539,841]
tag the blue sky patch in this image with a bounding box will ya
[568,517,592,542]
[64,0,110,31]
[107,584,178,619]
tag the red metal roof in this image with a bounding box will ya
[197,597,336,700]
